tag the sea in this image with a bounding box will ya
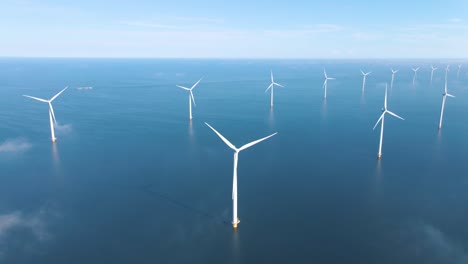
[0,58,467,264]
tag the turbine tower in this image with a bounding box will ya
[430,65,437,84]
[439,65,455,129]
[457,64,462,79]
[373,84,404,159]
[390,68,399,91]
[265,71,284,108]
[361,69,372,94]
[205,122,277,229]
[323,69,335,99]
[412,67,420,86]
[23,87,68,142]
[176,78,202,120]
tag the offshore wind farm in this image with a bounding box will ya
[1,1,468,264]
[1,58,467,264]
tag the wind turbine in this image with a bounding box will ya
[323,69,335,99]
[23,86,68,142]
[430,65,437,84]
[373,84,404,159]
[412,67,420,86]
[205,122,277,229]
[361,69,372,94]
[439,65,455,129]
[176,78,202,120]
[457,64,462,79]
[390,68,399,90]
[265,70,284,108]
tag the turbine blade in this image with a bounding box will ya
[328,77,335,80]
[50,86,68,101]
[386,110,404,120]
[367,71,372,75]
[176,85,190,90]
[238,132,277,151]
[384,84,388,109]
[49,103,57,123]
[373,113,385,130]
[205,122,237,151]
[190,78,202,90]
[265,83,273,93]
[324,69,327,79]
[23,95,48,102]
[274,82,284,88]
[446,93,455,98]
[360,69,365,75]
[271,70,274,83]
[190,91,196,106]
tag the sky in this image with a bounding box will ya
[1,0,468,58]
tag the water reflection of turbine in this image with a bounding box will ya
[372,159,383,200]
[231,228,240,264]
[188,121,194,139]
[51,143,62,180]
[268,108,275,130]
[320,100,327,119]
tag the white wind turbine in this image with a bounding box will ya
[23,86,68,142]
[265,70,284,108]
[323,69,335,99]
[439,65,455,129]
[176,78,202,120]
[205,122,277,229]
[457,64,462,79]
[430,65,438,84]
[412,67,420,86]
[390,68,399,90]
[373,84,404,159]
[361,69,372,94]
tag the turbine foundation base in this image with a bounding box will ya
[232,219,240,229]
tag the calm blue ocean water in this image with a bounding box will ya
[0,58,467,264]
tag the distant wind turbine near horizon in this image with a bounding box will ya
[373,84,404,159]
[412,67,420,86]
[390,68,399,90]
[457,64,462,79]
[176,78,202,120]
[430,65,438,84]
[265,70,284,108]
[205,122,277,229]
[323,69,335,99]
[439,65,455,129]
[360,69,371,94]
[23,86,68,142]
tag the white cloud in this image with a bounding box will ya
[0,138,32,153]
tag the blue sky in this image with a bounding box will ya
[1,0,468,58]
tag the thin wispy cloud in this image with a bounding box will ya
[264,24,343,36]
[173,16,224,24]
[55,123,72,134]
[0,210,50,242]
[0,207,55,261]
[123,21,186,30]
[0,138,32,153]
[449,18,463,23]
[122,16,225,31]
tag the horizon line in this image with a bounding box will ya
[1,56,468,61]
